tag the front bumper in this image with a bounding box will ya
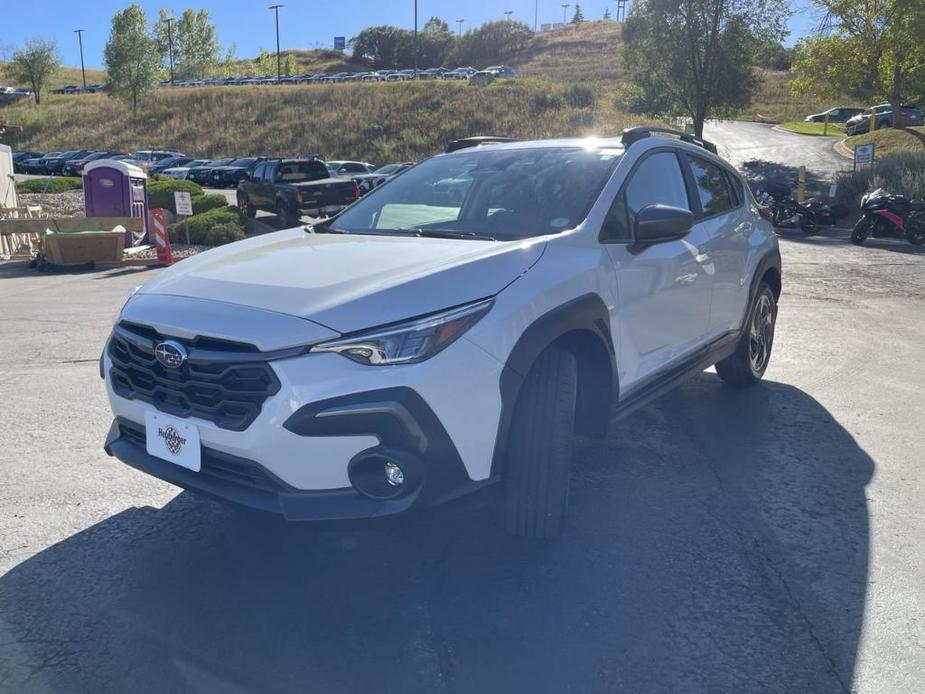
[103,307,506,522]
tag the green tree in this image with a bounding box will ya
[571,4,585,23]
[448,20,533,66]
[420,17,455,67]
[791,0,925,126]
[154,8,220,79]
[253,48,277,76]
[283,53,298,77]
[623,0,787,137]
[3,38,60,104]
[104,4,161,113]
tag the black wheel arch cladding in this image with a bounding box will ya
[491,293,617,477]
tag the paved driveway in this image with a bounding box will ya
[0,223,923,692]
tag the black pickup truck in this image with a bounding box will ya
[236,158,361,226]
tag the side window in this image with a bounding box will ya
[687,156,735,217]
[251,163,266,182]
[724,170,743,207]
[602,151,690,241]
[266,162,279,182]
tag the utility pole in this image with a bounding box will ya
[74,29,87,89]
[269,4,284,82]
[163,17,175,84]
[561,4,571,23]
[413,0,418,79]
[456,18,464,36]
[504,10,513,21]
[534,0,539,31]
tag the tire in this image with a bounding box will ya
[800,214,818,235]
[851,216,873,245]
[715,283,777,387]
[277,200,297,227]
[906,222,925,246]
[237,194,256,219]
[503,348,578,540]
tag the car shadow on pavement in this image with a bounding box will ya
[0,376,873,694]
[778,226,925,254]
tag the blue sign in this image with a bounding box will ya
[334,36,346,50]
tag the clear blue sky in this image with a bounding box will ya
[1,0,822,69]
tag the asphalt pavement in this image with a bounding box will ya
[1,125,923,693]
[1,226,924,693]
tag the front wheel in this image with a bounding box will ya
[906,221,925,246]
[800,214,818,235]
[503,348,578,540]
[715,283,777,387]
[237,194,256,219]
[851,216,873,245]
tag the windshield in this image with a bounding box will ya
[328,146,622,241]
[279,160,330,181]
[375,164,401,174]
[231,158,259,167]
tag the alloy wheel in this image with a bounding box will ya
[748,294,774,375]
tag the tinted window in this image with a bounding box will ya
[331,146,622,241]
[252,163,267,182]
[232,158,259,167]
[277,160,329,182]
[687,156,735,216]
[340,163,368,173]
[602,151,690,241]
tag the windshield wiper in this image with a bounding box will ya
[414,229,497,241]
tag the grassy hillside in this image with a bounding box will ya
[0,79,655,162]
[844,127,925,156]
[0,22,857,161]
[1,64,108,89]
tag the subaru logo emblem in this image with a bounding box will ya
[154,340,188,369]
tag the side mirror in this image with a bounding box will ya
[633,204,694,248]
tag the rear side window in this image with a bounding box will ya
[686,156,735,217]
[602,151,690,241]
[252,163,267,182]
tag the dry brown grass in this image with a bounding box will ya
[0,79,654,162]
[1,63,108,89]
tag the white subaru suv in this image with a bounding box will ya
[103,127,781,539]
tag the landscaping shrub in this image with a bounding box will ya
[147,179,204,210]
[834,152,925,203]
[191,193,229,215]
[168,205,246,246]
[564,83,595,109]
[16,177,83,194]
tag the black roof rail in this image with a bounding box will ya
[621,126,718,155]
[445,136,519,153]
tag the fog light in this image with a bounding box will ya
[384,461,404,487]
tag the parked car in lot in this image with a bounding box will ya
[470,65,517,85]
[187,158,234,186]
[130,150,185,170]
[327,160,377,176]
[12,151,43,173]
[161,159,211,180]
[61,151,126,176]
[804,106,864,123]
[444,67,478,80]
[236,157,361,224]
[148,156,196,175]
[350,162,416,192]
[103,126,781,540]
[19,152,61,175]
[43,150,93,175]
[845,104,925,135]
[209,157,265,188]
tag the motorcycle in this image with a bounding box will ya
[851,188,925,246]
[754,189,836,235]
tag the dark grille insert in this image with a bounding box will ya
[108,323,280,431]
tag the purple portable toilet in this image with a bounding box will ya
[83,159,149,247]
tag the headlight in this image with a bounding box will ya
[312,298,493,365]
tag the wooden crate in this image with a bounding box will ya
[0,217,142,260]
[43,231,125,264]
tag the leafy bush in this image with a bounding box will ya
[564,83,595,109]
[834,152,925,203]
[191,193,228,215]
[16,177,83,194]
[168,205,246,246]
[147,178,203,210]
[205,222,246,246]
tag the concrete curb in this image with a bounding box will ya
[833,138,854,160]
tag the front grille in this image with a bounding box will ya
[108,322,281,431]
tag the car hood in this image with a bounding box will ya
[137,227,546,334]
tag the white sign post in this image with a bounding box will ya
[853,143,875,171]
[173,191,194,245]
[174,191,194,216]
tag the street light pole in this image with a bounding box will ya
[74,29,87,89]
[504,10,513,21]
[534,0,539,31]
[413,0,418,79]
[163,17,175,84]
[562,3,570,22]
[269,4,284,82]
[456,18,464,36]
